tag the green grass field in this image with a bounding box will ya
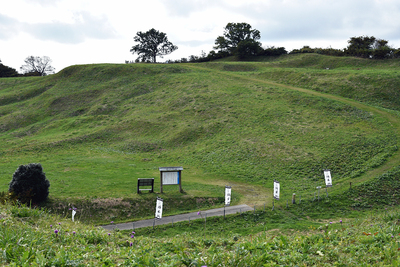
[1,53,400,265]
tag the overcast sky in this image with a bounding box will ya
[2,0,400,73]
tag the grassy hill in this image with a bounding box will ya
[0,54,399,218]
[1,53,400,265]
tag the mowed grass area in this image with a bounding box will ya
[0,54,399,224]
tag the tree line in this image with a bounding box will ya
[0,56,55,78]
[129,22,400,63]
[2,23,399,78]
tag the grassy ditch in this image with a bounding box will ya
[41,195,226,225]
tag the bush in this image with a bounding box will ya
[9,163,50,204]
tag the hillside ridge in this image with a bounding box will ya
[0,54,398,208]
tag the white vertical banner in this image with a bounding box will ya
[155,197,163,219]
[225,186,232,206]
[324,170,332,187]
[72,210,76,222]
[273,180,280,200]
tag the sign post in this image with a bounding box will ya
[159,167,183,193]
[273,180,280,200]
[225,186,232,206]
[224,186,232,219]
[324,169,332,198]
[72,209,76,222]
[324,169,332,187]
[154,197,163,229]
[155,197,163,219]
[273,180,280,210]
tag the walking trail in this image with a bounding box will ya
[103,66,400,231]
[101,204,253,231]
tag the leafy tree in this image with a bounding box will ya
[348,36,376,50]
[20,56,55,76]
[9,163,50,204]
[237,39,263,59]
[214,36,230,53]
[290,46,317,54]
[0,60,19,77]
[188,55,198,62]
[371,39,394,59]
[345,36,394,59]
[262,46,288,56]
[214,22,261,56]
[207,50,230,60]
[373,45,393,59]
[393,49,400,58]
[130,28,178,63]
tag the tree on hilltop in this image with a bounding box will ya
[345,36,394,59]
[130,28,178,63]
[214,22,262,58]
[0,59,19,77]
[20,56,55,76]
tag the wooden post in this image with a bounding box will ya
[204,213,207,230]
[160,171,163,193]
[179,170,183,193]
[316,186,321,201]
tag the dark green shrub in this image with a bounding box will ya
[9,163,50,204]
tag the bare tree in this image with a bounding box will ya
[20,56,55,76]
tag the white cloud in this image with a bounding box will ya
[1,0,400,72]
[161,0,220,17]
[23,11,119,44]
[0,14,20,40]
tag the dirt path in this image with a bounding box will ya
[206,179,273,206]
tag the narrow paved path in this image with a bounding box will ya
[101,204,253,231]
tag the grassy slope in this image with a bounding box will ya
[254,53,400,110]
[1,54,400,265]
[0,54,399,221]
[1,194,400,266]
